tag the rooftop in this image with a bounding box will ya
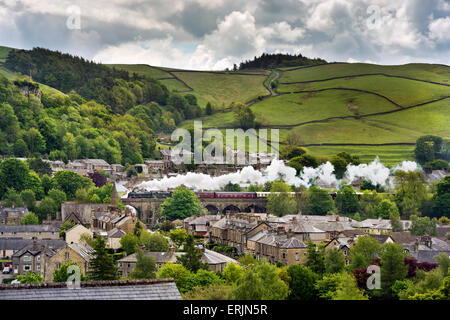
[0,279,182,300]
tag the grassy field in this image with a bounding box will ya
[172,71,269,107]
[108,64,170,79]
[279,63,450,83]
[159,78,192,92]
[278,75,450,107]
[305,145,415,167]
[0,46,12,64]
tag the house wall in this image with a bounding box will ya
[45,246,90,282]
[66,225,93,244]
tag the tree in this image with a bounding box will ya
[315,272,342,300]
[157,262,191,293]
[20,189,36,211]
[290,154,318,168]
[431,176,450,219]
[333,273,368,300]
[232,260,289,300]
[380,243,408,298]
[2,188,24,208]
[375,199,399,219]
[350,236,381,269]
[434,253,450,277]
[331,155,348,179]
[233,103,255,129]
[390,210,404,232]
[267,180,297,216]
[299,187,335,215]
[223,263,244,284]
[16,271,44,283]
[88,171,107,188]
[133,221,143,238]
[414,135,443,164]
[36,197,57,221]
[19,212,39,225]
[88,236,119,281]
[177,235,207,273]
[325,248,346,274]
[160,187,202,220]
[394,170,427,219]
[129,249,157,279]
[182,285,231,300]
[223,181,242,192]
[205,102,213,115]
[185,269,224,292]
[169,228,188,247]
[305,241,325,274]
[410,215,437,236]
[287,264,318,300]
[27,158,52,177]
[140,231,169,252]
[48,189,67,209]
[53,262,88,282]
[52,170,94,200]
[120,233,140,255]
[0,158,30,194]
[359,190,382,219]
[286,146,307,159]
[335,185,360,215]
[239,254,257,267]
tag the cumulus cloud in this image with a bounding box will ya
[0,0,448,68]
[429,17,450,42]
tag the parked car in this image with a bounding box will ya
[2,267,10,274]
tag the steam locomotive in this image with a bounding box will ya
[127,190,339,199]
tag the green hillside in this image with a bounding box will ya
[178,62,449,165]
[2,46,449,166]
[111,63,270,108]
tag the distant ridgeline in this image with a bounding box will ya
[238,53,327,70]
[4,47,171,115]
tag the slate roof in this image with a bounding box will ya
[0,224,59,233]
[436,225,450,238]
[0,207,29,218]
[202,249,237,265]
[0,279,182,300]
[0,238,66,251]
[391,232,418,245]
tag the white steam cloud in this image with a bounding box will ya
[133,158,422,192]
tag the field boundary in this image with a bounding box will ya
[279,72,450,87]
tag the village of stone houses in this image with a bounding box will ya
[0,150,448,301]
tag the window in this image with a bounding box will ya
[295,252,299,261]
[65,252,70,260]
[37,264,40,271]
[37,255,40,261]
[282,252,286,260]
[24,265,31,271]
[56,263,61,270]
[127,263,131,268]
[23,255,31,262]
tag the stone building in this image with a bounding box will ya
[11,240,93,281]
[0,207,29,225]
[0,225,60,240]
[65,224,93,244]
[248,229,308,265]
[208,214,272,254]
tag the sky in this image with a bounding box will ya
[0,0,449,70]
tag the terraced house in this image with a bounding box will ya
[0,225,60,240]
[11,240,94,281]
[0,207,29,225]
[208,214,272,254]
